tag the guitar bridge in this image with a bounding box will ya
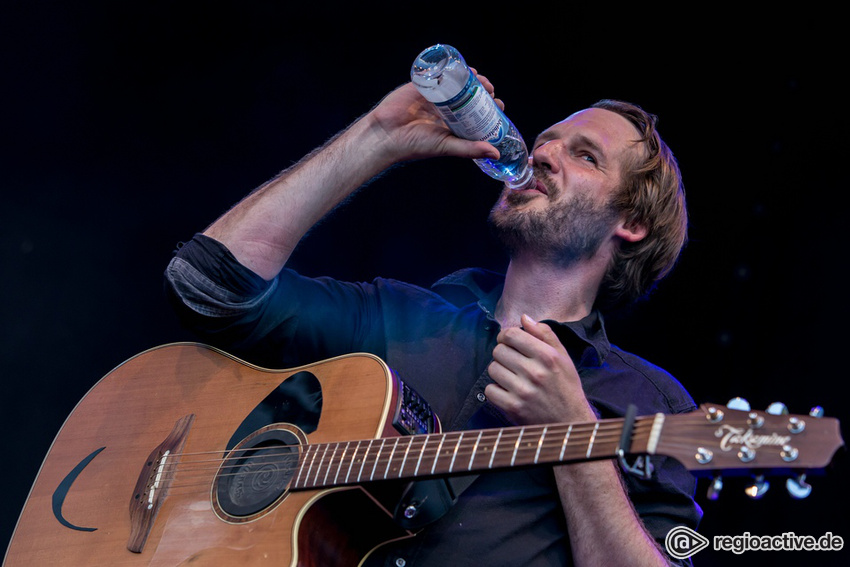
[127,414,195,553]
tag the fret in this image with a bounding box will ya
[334,442,350,485]
[309,444,323,485]
[559,425,572,461]
[489,429,503,469]
[492,429,521,468]
[414,435,429,476]
[303,444,318,487]
[398,436,416,478]
[510,428,525,467]
[294,444,313,488]
[468,431,483,471]
[322,443,339,486]
[520,428,545,466]
[357,439,374,482]
[298,445,311,487]
[430,435,446,475]
[383,437,400,479]
[532,426,556,464]
[345,441,362,484]
[311,443,330,487]
[448,432,464,473]
[534,427,548,464]
[586,423,600,459]
[369,438,385,481]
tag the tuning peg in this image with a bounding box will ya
[810,406,825,418]
[706,475,723,500]
[786,474,812,499]
[744,474,770,499]
[726,397,751,411]
[766,402,788,415]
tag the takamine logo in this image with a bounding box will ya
[715,425,791,451]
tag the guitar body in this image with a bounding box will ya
[5,343,414,566]
[7,344,844,566]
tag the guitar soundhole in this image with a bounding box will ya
[213,424,307,522]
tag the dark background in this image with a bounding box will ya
[2,3,847,565]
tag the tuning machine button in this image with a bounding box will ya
[706,475,723,500]
[809,406,824,418]
[786,474,812,499]
[766,402,789,415]
[745,474,770,499]
[726,397,751,411]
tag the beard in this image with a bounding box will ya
[488,175,621,268]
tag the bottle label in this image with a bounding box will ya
[434,74,507,145]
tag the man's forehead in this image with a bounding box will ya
[536,107,643,158]
[550,107,639,140]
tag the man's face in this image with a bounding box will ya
[488,108,642,267]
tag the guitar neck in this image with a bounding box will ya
[291,415,660,490]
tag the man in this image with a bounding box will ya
[165,73,701,565]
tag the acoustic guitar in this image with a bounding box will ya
[3,343,843,566]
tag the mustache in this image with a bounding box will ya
[534,168,559,199]
[504,167,558,205]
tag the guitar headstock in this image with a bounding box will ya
[654,398,844,500]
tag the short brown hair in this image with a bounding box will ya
[592,99,688,309]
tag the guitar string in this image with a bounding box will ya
[160,436,633,494]
[159,431,637,493]
[166,422,781,500]
[162,421,634,470]
[142,422,651,493]
[162,421,653,482]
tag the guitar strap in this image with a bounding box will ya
[392,474,479,530]
[391,372,527,530]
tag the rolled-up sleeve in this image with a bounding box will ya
[165,234,278,318]
[164,234,386,367]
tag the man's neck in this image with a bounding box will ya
[494,252,607,329]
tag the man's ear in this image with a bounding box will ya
[614,219,648,243]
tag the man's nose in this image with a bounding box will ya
[530,140,560,174]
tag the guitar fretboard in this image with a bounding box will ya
[291,415,663,490]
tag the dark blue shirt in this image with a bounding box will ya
[165,234,702,566]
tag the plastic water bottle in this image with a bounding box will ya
[411,44,533,189]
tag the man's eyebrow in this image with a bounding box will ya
[572,134,606,157]
[533,131,608,160]
[532,130,556,147]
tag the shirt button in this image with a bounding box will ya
[477,392,486,403]
[395,558,407,567]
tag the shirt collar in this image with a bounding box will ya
[431,268,610,366]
